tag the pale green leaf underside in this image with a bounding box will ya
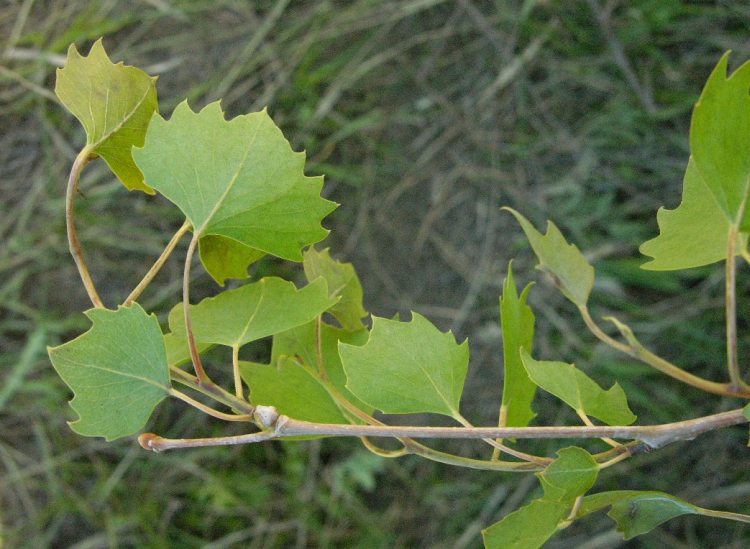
[55,39,158,193]
[132,101,337,264]
[303,247,368,331]
[640,157,748,270]
[239,359,348,424]
[500,262,537,428]
[339,313,469,416]
[579,491,701,540]
[271,320,372,413]
[168,277,338,348]
[504,208,594,307]
[47,304,170,441]
[520,350,636,426]
[691,52,750,230]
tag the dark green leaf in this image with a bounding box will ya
[537,447,599,503]
[482,499,569,549]
[199,235,265,286]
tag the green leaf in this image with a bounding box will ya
[579,491,702,540]
[691,52,750,229]
[339,313,469,417]
[303,247,368,331]
[744,403,750,421]
[503,208,594,307]
[482,499,569,549]
[132,101,337,271]
[499,262,537,428]
[271,320,372,413]
[537,447,599,504]
[199,235,265,286]
[169,277,337,348]
[162,332,211,368]
[520,349,636,425]
[239,359,348,424]
[640,157,748,270]
[47,304,170,441]
[55,39,158,193]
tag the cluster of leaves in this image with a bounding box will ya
[48,41,750,547]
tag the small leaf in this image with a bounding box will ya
[239,359,348,424]
[640,158,748,270]
[55,39,158,193]
[503,208,594,307]
[339,313,469,417]
[48,304,170,440]
[499,262,537,428]
[169,277,338,348]
[132,101,337,274]
[199,236,265,286]
[303,247,368,330]
[743,403,750,421]
[271,320,372,413]
[691,52,750,229]
[579,491,701,540]
[520,349,636,425]
[537,447,599,504]
[482,499,569,549]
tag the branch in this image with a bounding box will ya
[725,224,748,392]
[139,406,747,454]
[123,220,191,306]
[66,147,104,308]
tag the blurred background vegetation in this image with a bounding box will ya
[2,0,750,547]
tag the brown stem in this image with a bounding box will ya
[725,225,747,391]
[66,147,104,308]
[182,233,207,383]
[170,366,255,416]
[124,220,191,306]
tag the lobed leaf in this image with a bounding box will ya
[132,101,337,276]
[47,304,170,441]
[168,277,337,348]
[199,235,265,286]
[640,157,748,270]
[303,247,368,331]
[691,52,750,229]
[503,208,594,307]
[499,262,537,429]
[339,313,469,417]
[55,39,158,192]
[520,350,636,426]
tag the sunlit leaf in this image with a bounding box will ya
[199,235,265,286]
[503,208,594,307]
[339,313,469,417]
[271,320,372,413]
[499,262,537,428]
[47,304,170,440]
[132,101,337,275]
[520,350,636,425]
[691,52,750,229]
[482,499,569,549]
[303,247,368,331]
[640,158,747,270]
[239,359,348,424]
[55,39,158,192]
[168,277,337,348]
[537,447,599,503]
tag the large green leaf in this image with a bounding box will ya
[503,208,594,307]
[239,359,349,424]
[482,499,569,549]
[199,235,265,286]
[579,491,703,540]
[640,157,748,270]
[520,350,636,426]
[168,277,337,348]
[303,247,368,331]
[499,262,536,428]
[691,52,750,229]
[271,320,372,413]
[339,313,469,417]
[483,447,599,549]
[48,304,170,440]
[132,101,337,270]
[55,39,158,193]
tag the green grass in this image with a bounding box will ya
[2,0,750,546]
